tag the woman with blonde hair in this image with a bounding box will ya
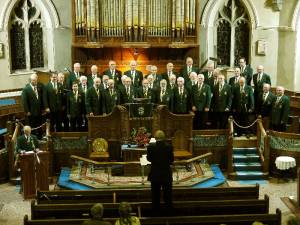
[115,202,140,225]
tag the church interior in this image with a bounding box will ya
[1,0,300,224]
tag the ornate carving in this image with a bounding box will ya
[270,135,300,152]
[193,135,228,147]
[52,136,88,152]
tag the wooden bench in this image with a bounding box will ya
[24,209,281,225]
[31,195,269,219]
[37,185,259,204]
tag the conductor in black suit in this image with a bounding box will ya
[147,130,174,215]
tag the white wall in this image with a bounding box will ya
[0,0,72,91]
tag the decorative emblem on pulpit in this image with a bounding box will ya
[92,138,108,153]
[138,106,145,116]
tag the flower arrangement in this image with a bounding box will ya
[131,127,150,147]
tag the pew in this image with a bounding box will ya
[24,209,282,225]
[31,195,269,219]
[37,185,259,204]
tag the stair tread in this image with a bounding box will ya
[236,171,264,175]
[233,154,259,158]
[234,162,261,166]
[233,147,257,150]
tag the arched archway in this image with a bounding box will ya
[200,0,259,66]
[292,1,300,91]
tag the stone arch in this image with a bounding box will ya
[201,0,259,29]
[0,0,60,31]
[291,0,300,31]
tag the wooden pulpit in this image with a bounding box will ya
[19,151,49,199]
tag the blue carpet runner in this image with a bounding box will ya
[233,147,266,182]
[58,164,225,190]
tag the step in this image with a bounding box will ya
[234,162,262,171]
[236,171,265,180]
[233,147,257,155]
[233,154,260,163]
[233,136,257,148]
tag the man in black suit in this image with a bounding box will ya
[208,69,220,91]
[79,76,88,130]
[203,62,214,84]
[120,77,137,104]
[154,79,174,112]
[44,72,64,131]
[147,130,174,215]
[270,86,290,132]
[100,75,109,91]
[146,65,162,89]
[253,65,271,113]
[85,77,105,116]
[229,67,241,88]
[232,77,254,136]
[124,60,143,87]
[161,62,178,83]
[67,62,82,89]
[191,74,211,129]
[16,126,39,153]
[168,74,177,91]
[103,79,121,114]
[87,65,101,88]
[180,57,199,81]
[21,74,44,133]
[173,77,190,114]
[257,83,275,129]
[137,79,154,101]
[239,57,253,86]
[211,74,232,129]
[185,72,198,93]
[58,72,69,131]
[102,60,122,86]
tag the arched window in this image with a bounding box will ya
[215,0,250,67]
[9,0,45,71]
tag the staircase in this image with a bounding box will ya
[229,137,268,180]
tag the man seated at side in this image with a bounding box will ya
[15,125,39,167]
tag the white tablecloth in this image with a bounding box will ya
[275,156,296,170]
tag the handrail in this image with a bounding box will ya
[256,115,269,174]
[227,116,234,174]
[11,120,20,143]
[228,116,234,136]
[71,152,212,166]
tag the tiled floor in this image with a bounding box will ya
[0,178,297,225]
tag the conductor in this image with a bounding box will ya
[147,130,174,215]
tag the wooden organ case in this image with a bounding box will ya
[72,0,200,73]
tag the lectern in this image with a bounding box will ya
[19,151,49,199]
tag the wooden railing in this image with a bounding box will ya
[227,116,234,174]
[257,116,270,174]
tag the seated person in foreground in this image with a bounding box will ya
[82,203,111,225]
[15,125,39,167]
[115,202,140,225]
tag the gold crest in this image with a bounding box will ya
[92,138,108,153]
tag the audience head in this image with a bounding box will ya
[72,82,79,92]
[91,65,98,74]
[189,72,197,81]
[107,79,114,89]
[109,60,116,70]
[90,203,104,220]
[73,63,81,73]
[160,79,167,89]
[206,62,214,72]
[150,65,158,75]
[218,74,225,84]
[234,67,241,77]
[252,222,264,225]
[130,60,137,70]
[177,77,185,87]
[287,216,300,225]
[239,76,246,86]
[167,62,174,71]
[257,65,264,74]
[154,130,166,141]
[30,74,38,86]
[94,77,101,88]
[169,74,177,84]
[263,83,271,93]
[102,75,109,85]
[197,74,205,84]
[142,79,149,88]
[124,77,132,87]
[118,202,132,220]
[80,75,87,85]
[276,86,285,96]
[121,75,128,85]
[239,57,247,68]
[23,126,32,136]
[57,73,65,84]
[186,57,193,67]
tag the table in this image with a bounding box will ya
[122,145,147,176]
[275,156,296,170]
[275,156,296,181]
